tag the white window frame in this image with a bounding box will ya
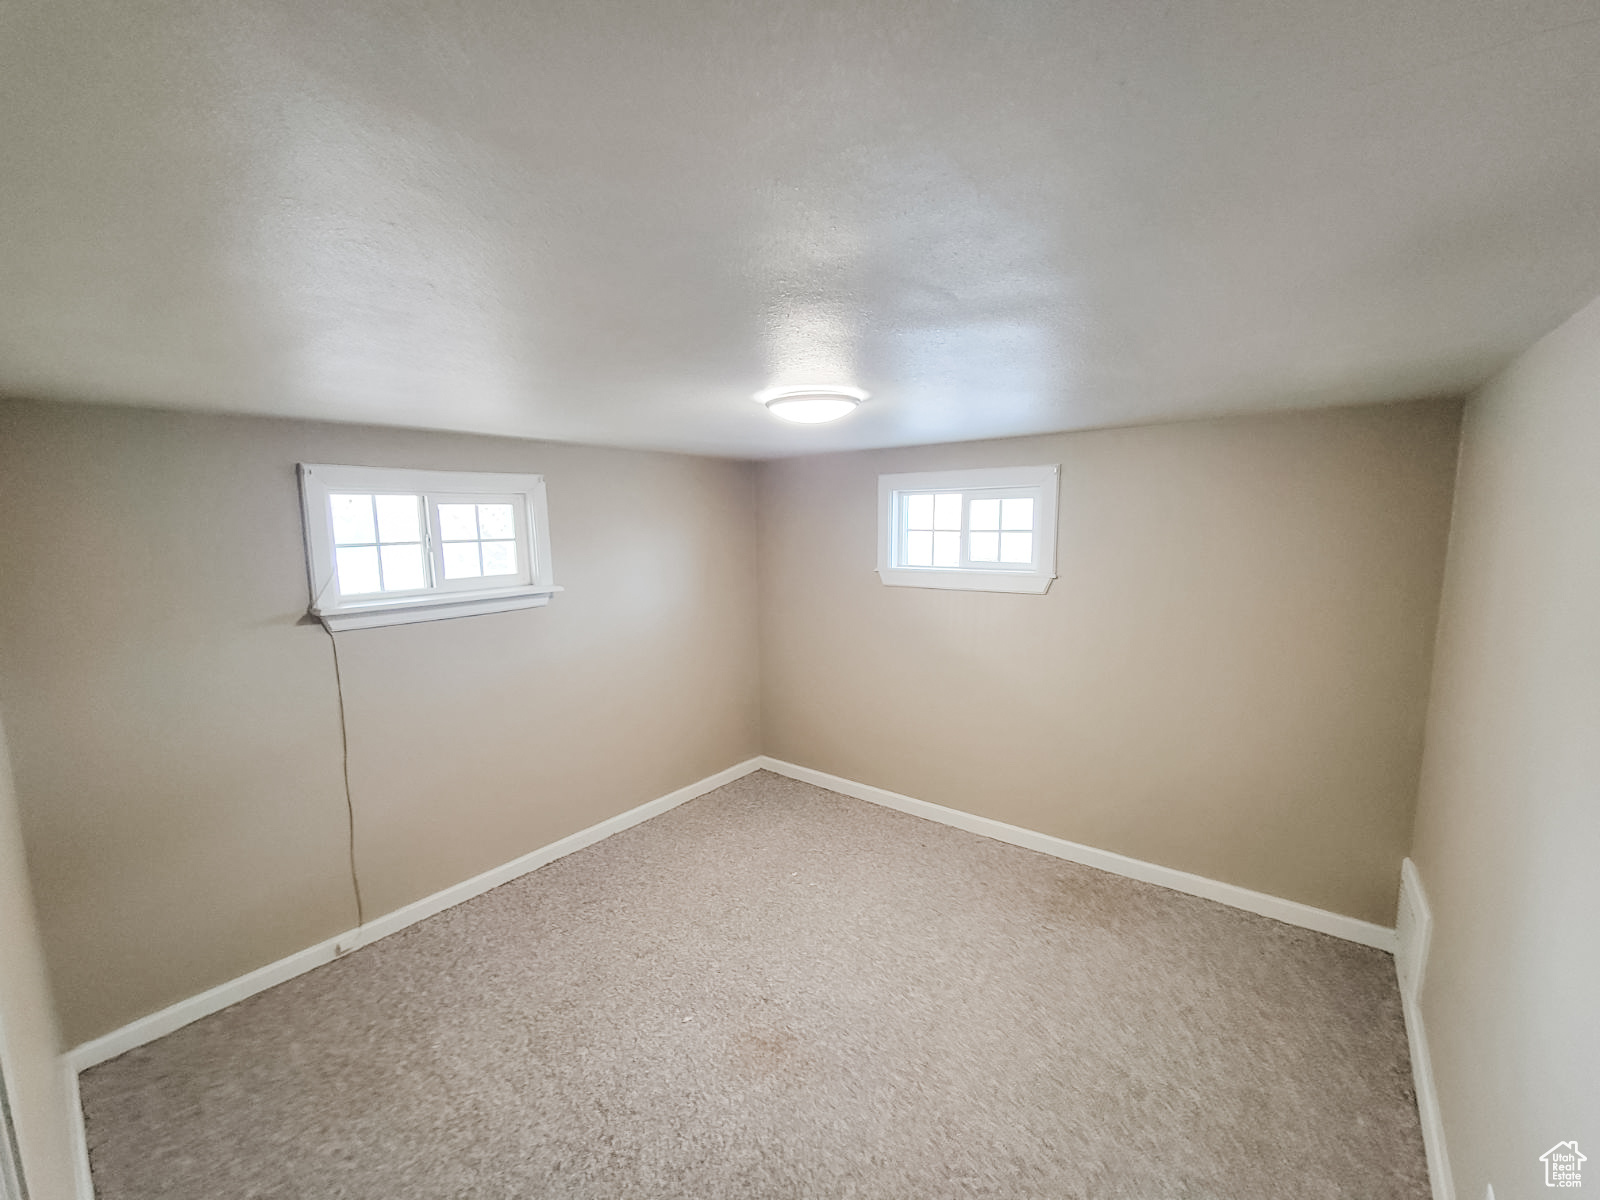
[298,464,560,631]
[877,464,1059,594]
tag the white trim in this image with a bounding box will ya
[62,1064,90,1200]
[1403,994,1454,1200]
[878,567,1055,594]
[1395,859,1455,1200]
[298,463,558,629]
[0,1046,24,1200]
[0,1005,27,1200]
[877,464,1059,594]
[878,464,1059,492]
[317,587,561,631]
[754,756,1398,952]
[1396,857,1432,1005]
[64,757,763,1074]
[60,755,1411,1197]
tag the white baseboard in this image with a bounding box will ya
[61,1061,92,1200]
[1396,859,1454,1200]
[63,755,764,1197]
[65,757,762,1078]
[755,756,1399,953]
[1404,993,1455,1200]
[62,754,1407,1198]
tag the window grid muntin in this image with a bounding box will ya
[330,492,431,597]
[437,501,520,581]
[901,490,963,567]
[328,491,535,598]
[896,486,1039,573]
[424,492,534,593]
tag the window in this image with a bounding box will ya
[298,464,559,630]
[877,465,1059,593]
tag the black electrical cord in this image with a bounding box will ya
[322,624,366,928]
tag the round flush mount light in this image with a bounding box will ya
[756,385,868,424]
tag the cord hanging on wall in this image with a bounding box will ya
[321,626,366,928]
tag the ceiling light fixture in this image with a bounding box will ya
[756,385,868,424]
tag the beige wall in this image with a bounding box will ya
[0,392,1466,1055]
[0,714,78,1200]
[758,400,1461,925]
[1410,297,1600,1197]
[0,400,761,1046]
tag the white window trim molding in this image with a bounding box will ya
[877,464,1060,594]
[298,464,560,631]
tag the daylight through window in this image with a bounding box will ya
[438,502,519,581]
[299,465,558,630]
[877,465,1058,594]
[330,493,428,596]
[899,491,1036,569]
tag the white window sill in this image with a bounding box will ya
[876,567,1054,594]
[313,585,563,631]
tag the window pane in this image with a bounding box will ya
[1001,497,1034,530]
[905,529,933,566]
[330,494,375,546]
[1001,531,1033,563]
[477,503,515,540]
[933,530,960,566]
[442,541,482,579]
[335,545,381,595]
[934,493,962,531]
[438,503,478,541]
[374,494,420,544]
[970,498,1000,531]
[480,540,517,577]
[380,543,426,591]
[906,494,933,530]
[970,531,999,562]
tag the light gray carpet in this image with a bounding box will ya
[80,771,1428,1198]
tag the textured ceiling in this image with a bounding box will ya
[3,0,1600,457]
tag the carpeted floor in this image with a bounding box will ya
[79,771,1429,1199]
